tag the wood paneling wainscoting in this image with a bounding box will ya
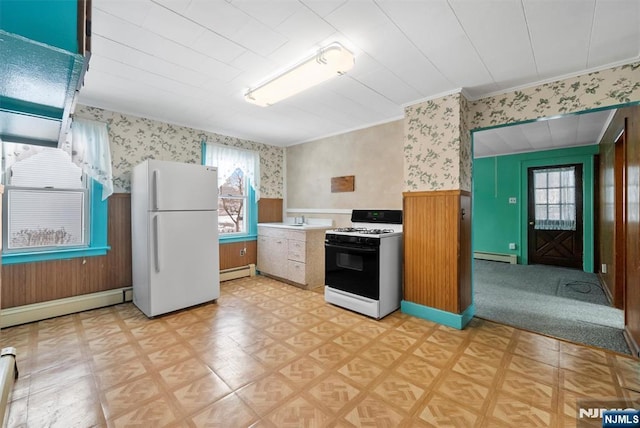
[2,193,133,309]
[258,198,283,223]
[1,195,282,310]
[403,190,472,314]
[219,241,257,271]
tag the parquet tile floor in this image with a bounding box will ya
[2,275,639,427]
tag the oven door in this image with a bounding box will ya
[325,242,380,300]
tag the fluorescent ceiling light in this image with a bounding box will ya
[245,42,355,107]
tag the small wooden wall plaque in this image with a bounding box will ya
[331,175,355,193]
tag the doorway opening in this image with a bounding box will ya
[471,108,629,354]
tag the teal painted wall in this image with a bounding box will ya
[0,0,78,52]
[472,145,599,272]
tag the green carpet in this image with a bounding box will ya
[473,260,630,355]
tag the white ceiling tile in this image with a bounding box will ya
[588,0,640,67]
[141,3,205,46]
[276,7,336,44]
[191,31,246,63]
[300,0,347,18]
[231,0,301,27]
[548,115,578,146]
[184,1,252,40]
[358,25,452,95]
[86,55,206,100]
[524,0,595,76]
[151,0,192,15]
[91,35,145,66]
[191,56,243,83]
[322,0,395,53]
[449,0,537,83]
[93,0,151,26]
[354,66,421,105]
[232,19,289,56]
[377,0,492,87]
[331,77,404,117]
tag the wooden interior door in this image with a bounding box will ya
[527,164,584,269]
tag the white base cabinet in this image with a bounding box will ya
[257,225,327,289]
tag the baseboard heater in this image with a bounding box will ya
[0,347,17,426]
[474,251,517,264]
[0,287,133,329]
[220,264,256,282]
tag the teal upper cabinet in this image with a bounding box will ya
[0,0,81,52]
[0,0,91,146]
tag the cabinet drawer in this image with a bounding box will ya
[286,230,306,242]
[258,226,287,238]
[287,239,305,262]
[287,260,306,284]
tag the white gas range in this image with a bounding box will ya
[324,209,403,319]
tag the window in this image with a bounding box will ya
[533,166,577,231]
[3,144,88,250]
[204,143,259,239]
[1,142,109,264]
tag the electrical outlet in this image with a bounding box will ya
[508,243,516,250]
[240,248,246,256]
[508,197,517,204]
[601,263,607,274]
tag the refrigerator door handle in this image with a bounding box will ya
[153,215,160,273]
[152,170,159,210]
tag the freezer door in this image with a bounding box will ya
[147,210,220,316]
[146,160,217,211]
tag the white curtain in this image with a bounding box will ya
[205,143,260,200]
[67,118,114,200]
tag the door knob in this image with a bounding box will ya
[529,221,534,225]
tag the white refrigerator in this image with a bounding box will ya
[131,159,220,317]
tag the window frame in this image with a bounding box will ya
[202,144,258,243]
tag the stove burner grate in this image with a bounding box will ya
[332,227,395,234]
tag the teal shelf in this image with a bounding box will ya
[0,30,86,146]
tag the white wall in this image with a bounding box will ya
[286,120,404,227]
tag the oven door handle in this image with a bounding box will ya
[325,243,378,253]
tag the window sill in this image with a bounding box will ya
[2,245,111,265]
[219,234,257,244]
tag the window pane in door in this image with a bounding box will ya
[562,204,575,221]
[535,205,547,220]
[548,171,560,187]
[535,189,547,204]
[534,173,547,188]
[548,188,560,203]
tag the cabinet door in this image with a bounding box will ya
[257,235,287,278]
[287,260,306,285]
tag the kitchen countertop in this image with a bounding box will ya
[257,222,333,231]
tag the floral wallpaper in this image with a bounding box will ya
[404,61,640,192]
[469,61,640,129]
[459,94,472,192]
[74,105,284,198]
[403,92,465,191]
